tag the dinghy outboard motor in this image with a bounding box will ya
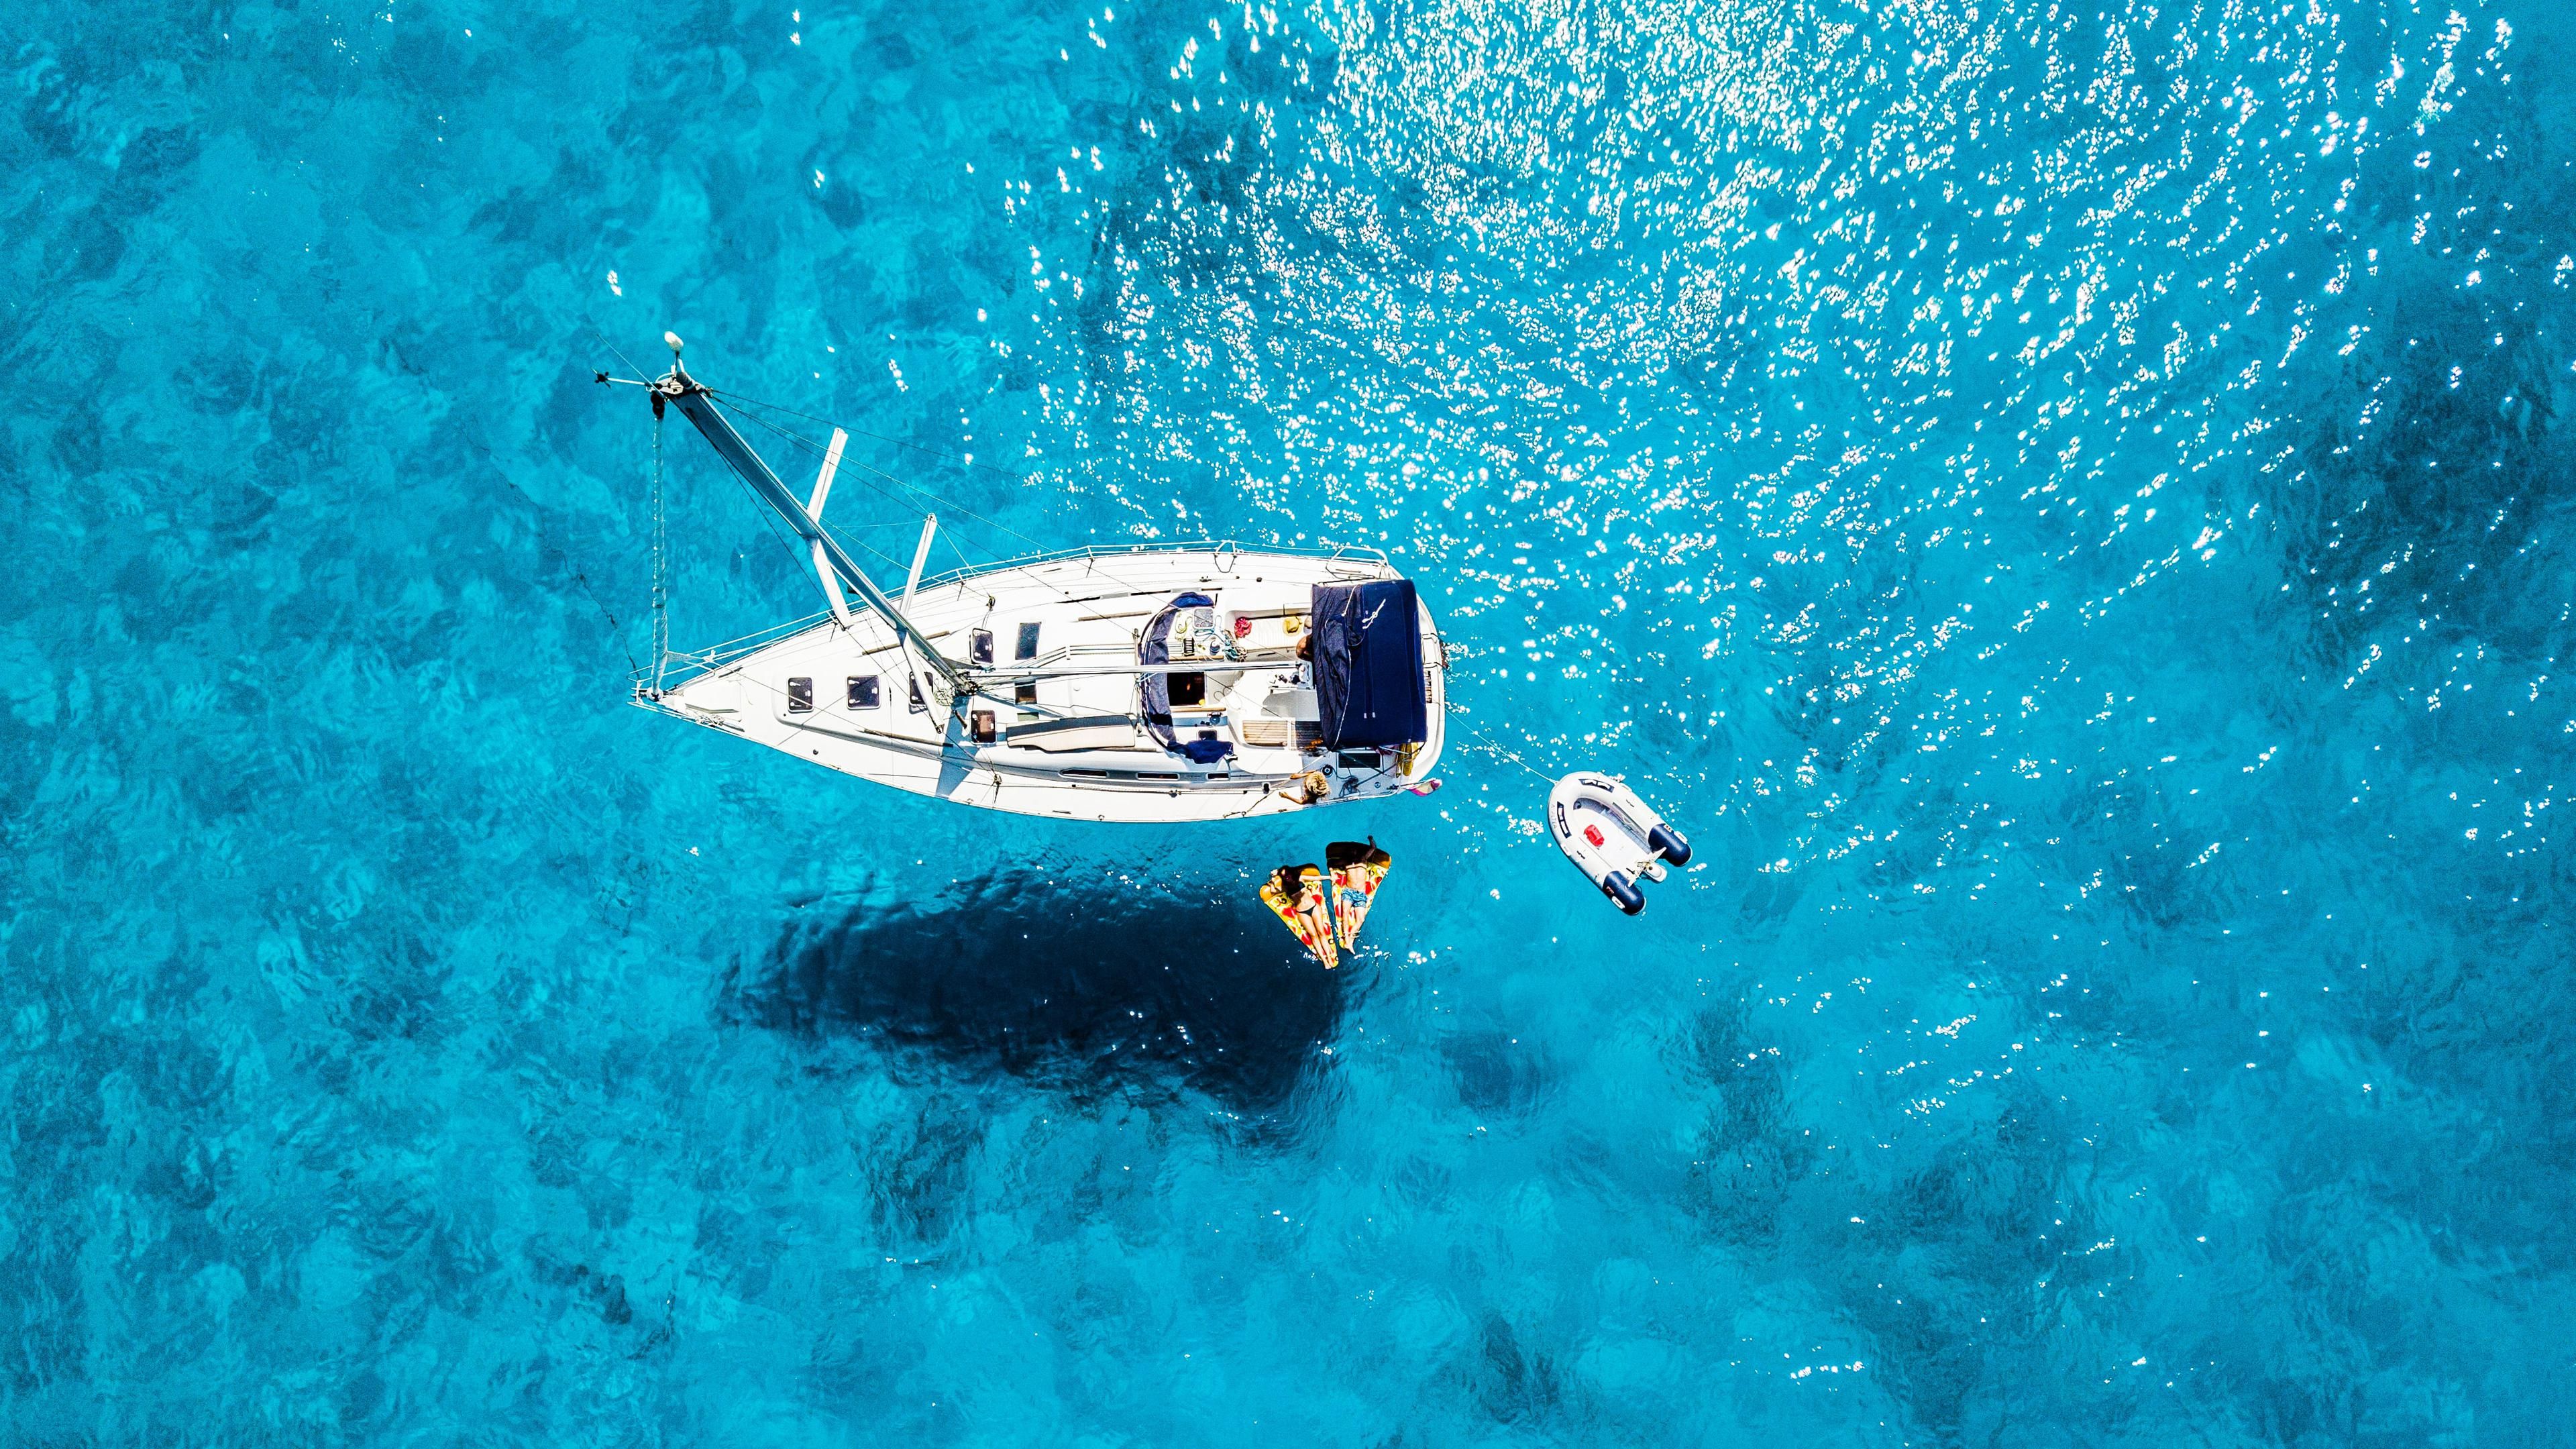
[1548,772,1691,915]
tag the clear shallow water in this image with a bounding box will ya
[6,0,2573,1442]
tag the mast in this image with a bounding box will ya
[647,341,971,697]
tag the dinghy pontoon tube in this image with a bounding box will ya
[1548,772,1691,914]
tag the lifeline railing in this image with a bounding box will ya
[628,536,1391,699]
[909,536,1388,593]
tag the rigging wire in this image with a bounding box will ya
[712,393,1051,552]
[595,341,1016,698]
[593,332,1078,617]
[592,329,647,382]
[720,452,918,582]
[709,387,1032,486]
[712,396,1092,612]
[720,402,936,537]
[651,394,992,676]
[649,374,1210,686]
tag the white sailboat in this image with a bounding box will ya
[606,336,1449,823]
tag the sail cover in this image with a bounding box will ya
[1312,578,1427,747]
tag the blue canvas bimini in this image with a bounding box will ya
[1311,579,1428,748]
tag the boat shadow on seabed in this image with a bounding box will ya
[727,870,1349,1117]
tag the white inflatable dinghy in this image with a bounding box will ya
[1548,772,1691,914]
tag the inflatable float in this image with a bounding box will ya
[1260,863,1340,968]
[1259,842,1395,965]
[1547,773,1690,914]
[1325,839,1391,949]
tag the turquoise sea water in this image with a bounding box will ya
[7,0,2574,1442]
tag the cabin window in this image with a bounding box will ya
[1015,623,1042,659]
[909,675,926,713]
[1014,679,1037,705]
[970,629,995,665]
[970,710,997,743]
[848,676,880,709]
[786,677,814,712]
[1168,671,1207,707]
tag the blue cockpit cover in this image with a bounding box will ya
[1312,578,1427,747]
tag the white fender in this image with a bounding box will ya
[1547,772,1691,915]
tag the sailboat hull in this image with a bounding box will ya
[635,545,1448,824]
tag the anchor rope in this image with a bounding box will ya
[471,438,637,674]
[1462,723,1556,783]
[1464,720,1698,798]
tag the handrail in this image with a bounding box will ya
[912,536,1387,593]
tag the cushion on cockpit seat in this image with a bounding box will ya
[1177,731,1236,765]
